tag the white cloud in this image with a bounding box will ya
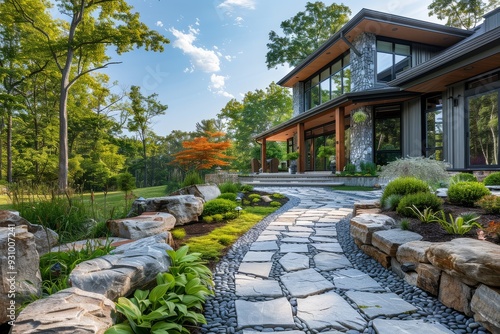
[156,21,164,27]
[218,0,255,10]
[209,74,234,98]
[234,17,244,26]
[169,26,221,73]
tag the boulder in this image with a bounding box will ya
[169,183,221,201]
[350,214,395,245]
[353,200,380,217]
[416,263,441,296]
[372,229,423,257]
[396,240,433,265]
[69,233,172,301]
[426,238,500,287]
[471,284,500,333]
[438,272,473,316]
[0,226,41,325]
[12,287,115,334]
[0,210,58,255]
[360,244,391,268]
[107,212,176,239]
[130,195,204,226]
[50,237,129,252]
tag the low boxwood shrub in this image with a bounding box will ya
[270,201,281,207]
[171,228,186,240]
[447,181,490,207]
[218,192,237,201]
[204,216,214,223]
[248,194,261,200]
[252,198,260,203]
[202,198,237,216]
[212,214,224,222]
[218,182,239,194]
[396,192,443,217]
[450,172,477,185]
[380,177,430,205]
[240,184,254,192]
[476,195,500,214]
[271,193,285,199]
[223,211,238,220]
[483,172,500,186]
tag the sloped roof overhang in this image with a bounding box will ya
[277,9,473,88]
[253,88,419,142]
[388,26,500,92]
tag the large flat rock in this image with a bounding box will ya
[471,284,500,333]
[313,227,337,237]
[131,195,204,225]
[250,241,279,251]
[169,183,221,201]
[281,268,334,297]
[238,262,273,278]
[314,253,352,271]
[311,242,343,253]
[236,297,294,328]
[346,291,417,319]
[235,275,283,297]
[279,252,310,271]
[396,240,433,265]
[350,213,395,244]
[296,291,366,331]
[279,243,309,253]
[372,319,454,334]
[241,251,275,262]
[107,212,176,239]
[332,268,384,291]
[372,229,423,256]
[426,238,500,286]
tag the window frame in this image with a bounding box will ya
[422,94,444,160]
[373,104,402,165]
[376,38,412,83]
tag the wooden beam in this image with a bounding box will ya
[261,138,267,173]
[335,107,345,172]
[297,122,305,173]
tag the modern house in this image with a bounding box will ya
[254,8,500,174]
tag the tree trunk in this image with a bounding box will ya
[58,83,70,191]
[6,111,12,183]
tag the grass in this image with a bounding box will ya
[330,185,377,191]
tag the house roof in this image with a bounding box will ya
[277,8,473,88]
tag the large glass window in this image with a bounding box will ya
[374,105,402,165]
[376,40,411,82]
[425,95,443,160]
[304,53,350,111]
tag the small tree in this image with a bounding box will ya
[171,132,233,172]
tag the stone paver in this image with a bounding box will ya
[235,298,295,328]
[237,262,273,278]
[235,275,283,297]
[255,234,278,241]
[281,268,334,297]
[345,291,418,318]
[249,241,278,251]
[372,319,454,334]
[241,251,275,262]
[314,252,352,271]
[310,242,343,253]
[310,236,337,242]
[296,291,367,331]
[332,268,385,291]
[281,237,310,243]
[280,243,309,253]
[279,252,310,271]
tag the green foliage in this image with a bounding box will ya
[224,211,238,220]
[396,192,443,217]
[218,235,233,246]
[343,163,357,174]
[400,219,410,230]
[434,211,482,235]
[212,214,224,222]
[476,195,500,214]
[202,198,237,216]
[381,194,403,211]
[117,172,136,193]
[165,181,181,194]
[218,193,237,201]
[240,184,254,192]
[447,181,490,207]
[359,161,377,176]
[171,228,186,240]
[182,171,203,187]
[380,177,431,207]
[270,201,281,207]
[252,198,260,203]
[107,246,213,334]
[379,156,450,186]
[265,2,351,68]
[407,205,439,223]
[317,138,336,159]
[203,216,214,224]
[352,110,368,123]
[271,193,286,199]
[248,194,261,200]
[483,172,500,186]
[243,199,251,206]
[428,0,499,29]
[218,182,239,194]
[285,151,300,160]
[450,172,477,185]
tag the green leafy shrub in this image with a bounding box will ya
[381,194,402,211]
[182,171,203,187]
[359,161,377,176]
[396,192,443,217]
[483,172,500,186]
[202,198,237,216]
[218,182,239,194]
[270,201,281,207]
[240,184,254,192]
[248,194,261,200]
[106,246,213,334]
[343,163,357,174]
[379,156,449,186]
[252,198,260,203]
[171,228,186,240]
[271,193,285,199]
[380,177,430,206]
[434,211,481,235]
[204,216,214,223]
[447,181,490,207]
[218,192,237,201]
[243,199,251,206]
[212,214,224,222]
[450,172,477,185]
[223,211,238,220]
[407,205,438,223]
[476,195,500,214]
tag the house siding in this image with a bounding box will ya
[293,81,304,116]
[445,84,466,169]
[402,98,422,157]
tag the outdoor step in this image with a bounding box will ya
[241,181,345,187]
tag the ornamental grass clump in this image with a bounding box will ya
[447,181,490,207]
[379,156,449,186]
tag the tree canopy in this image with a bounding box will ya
[266,1,351,69]
[428,0,499,29]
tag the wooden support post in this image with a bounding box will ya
[261,138,266,173]
[297,123,305,173]
[335,107,345,172]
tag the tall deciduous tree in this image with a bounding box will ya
[428,0,499,29]
[172,132,233,172]
[266,1,350,69]
[9,0,169,191]
[126,85,167,187]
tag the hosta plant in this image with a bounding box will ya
[434,211,481,235]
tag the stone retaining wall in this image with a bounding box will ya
[350,203,500,334]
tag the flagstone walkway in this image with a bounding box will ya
[201,187,484,334]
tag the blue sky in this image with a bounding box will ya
[103,0,443,136]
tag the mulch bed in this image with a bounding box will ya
[383,201,500,244]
